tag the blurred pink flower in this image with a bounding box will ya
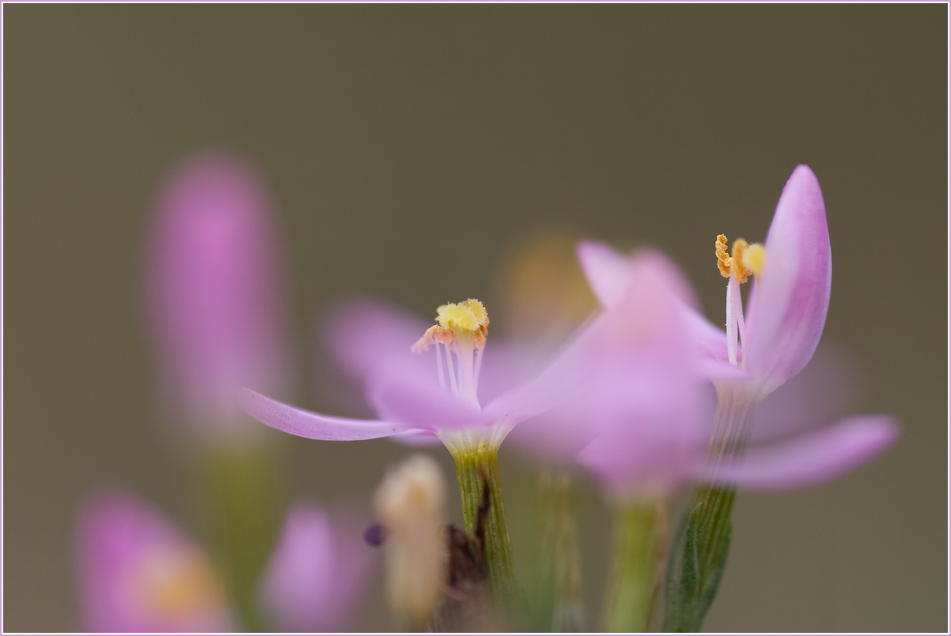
[259,501,377,632]
[575,166,898,493]
[571,250,712,496]
[239,297,584,455]
[147,153,289,440]
[75,491,235,633]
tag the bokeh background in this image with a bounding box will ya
[3,4,947,632]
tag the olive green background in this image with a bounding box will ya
[3,4,947,632]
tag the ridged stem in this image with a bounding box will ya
[602,500,665,632]
[539,469,587,632]
[449,444,519,606]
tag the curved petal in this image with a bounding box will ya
[484,314,598,426]
[238,388,409,441]
[367,373,489,430]
[322,297,431,383]
[752,343,861,441]
[576,240,632,308]
[259,502,376,632]
[697,415,899,491]
[390,429,443,446]
[745,165,832,390]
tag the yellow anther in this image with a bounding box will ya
[741,243,766,277]
[715,234,764,284]
[437,301,481,333]
[459,299,489,329]
[413,299,489,353]
[716,235,732,278]
[730,238,752,284]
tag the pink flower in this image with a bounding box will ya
[259,501,377,632]
[576,166,898,493]
[571,250,713,496]
[74,491,235,633]
[239,296,583,456]
[146,153,289,440]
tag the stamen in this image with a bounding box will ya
[443,343,459,396]
[725,277,738,365]
[714,234,764,285]
[434,339,446,390]
[715,235,732,279]
[414,299,489,408]
[717,234,763,367]
[473,347,484,391]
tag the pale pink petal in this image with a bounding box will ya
[475,341,551,406]
[322,297,431,383]
[576,240,633,308]
[578,241,737,379]
[512,252,713,475]
[744,165,832,391]
[574,359,711,495]
[238,388,410,441]
[390,429,443,446]
[752,343,861,441]
[505,402,601,464]
[698,415,899,491]
[367,372,489,430]
[484,315,598,427]
[260,502,376,632]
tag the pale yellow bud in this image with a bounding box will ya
[373,454,448,627]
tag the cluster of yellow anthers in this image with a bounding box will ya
[412,299,490,353]
[716,234,765,284]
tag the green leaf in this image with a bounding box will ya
[662,487,735,632]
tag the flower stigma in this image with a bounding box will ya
[715,234,765,366]
[412,299,489,410]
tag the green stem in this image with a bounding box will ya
[449,444,519,605]
[539,469,587,632]
[663,383,756,632]
[602,500,665,632]
[193,443,283,632]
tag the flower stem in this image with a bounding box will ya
[539,469,587,632]
[192,443,283,632]
[450,444,520,606]
[602,500,665,632]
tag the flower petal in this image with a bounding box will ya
[484,315,597,426]
[259,502,376,632]
[322,297,431,383]
[752,343,860,441]
[698,415,899,491]
[367,372,489,430]
[576,240,633,308]
[238,388,409,441]
[744,165,832,391]
[390,429,443,446]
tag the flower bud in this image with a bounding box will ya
[146,152,288,442]
[372,454,447,626]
